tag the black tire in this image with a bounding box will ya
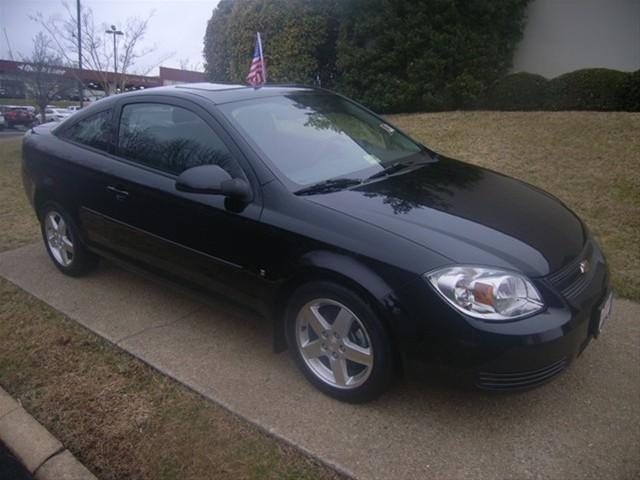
[39,201,98,276]
[285,280,394,403]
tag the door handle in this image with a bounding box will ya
[106,185,129,201]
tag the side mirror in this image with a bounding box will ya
[175,165,251,202]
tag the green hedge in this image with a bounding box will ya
[545,68,628,111]
[486,72,548,110]
[618,70,640,111]
[203,0,530,113]
[487,68,640,111]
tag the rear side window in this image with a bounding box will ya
[117,103,242,178]
[61,110,112,152]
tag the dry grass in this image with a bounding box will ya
[0,280,341,480]
[388,111,640,300]
[0,138,39,252]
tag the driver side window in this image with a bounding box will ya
[117,103,243,178]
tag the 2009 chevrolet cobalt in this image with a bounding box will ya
[21,84,612,402]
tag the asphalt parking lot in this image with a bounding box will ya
[0,243,638,480]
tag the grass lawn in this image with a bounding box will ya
[0,111,638,478]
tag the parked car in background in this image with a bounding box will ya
[67,105,82,112]
[43,108,73,123]
[21,84,612,403]
[4,107,36,128]
[0,111,5,131]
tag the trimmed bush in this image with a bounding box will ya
[486,72,548,110]
[545,68,628,111]
[335,0,531,113]
[204,0,531,113]
[618,70,640,111]
[203,0,339,85]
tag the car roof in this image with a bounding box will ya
[53,83,327,136]
[173,82,318,104]
[94,83,322,107]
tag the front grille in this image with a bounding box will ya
[477,358,568,391]
[547,241,594,299]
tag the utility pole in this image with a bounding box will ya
[76,0,83,107]
[105,25,123,94]
[3,28,14,60]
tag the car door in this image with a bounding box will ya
[99,96,267,307]
[53,107,134,245]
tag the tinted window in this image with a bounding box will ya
[61,110,112,152]
[117,103,241,177]
[219,94,425,187]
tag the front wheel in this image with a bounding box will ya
[40,202,98,276]
[285,281,394,403]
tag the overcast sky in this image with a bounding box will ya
[0,0,220,74]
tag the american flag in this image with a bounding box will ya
[246,32,266,86]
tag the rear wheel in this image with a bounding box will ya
[40,202,97,276]
[285,281,394,403]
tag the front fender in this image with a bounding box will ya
[271,248,419,354]
[296,250,397,300]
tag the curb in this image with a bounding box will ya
[0,386,97,480]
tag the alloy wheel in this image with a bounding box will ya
[44,210,74,267]
[295,298,374,389]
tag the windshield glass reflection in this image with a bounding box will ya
[220,94,429,187]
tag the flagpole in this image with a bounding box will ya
[257,32,266,84]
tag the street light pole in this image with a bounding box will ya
[76,0,83,107]
[105,25,123,94]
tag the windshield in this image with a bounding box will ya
[219,94,427,188]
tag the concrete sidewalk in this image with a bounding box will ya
[1,243,639,480]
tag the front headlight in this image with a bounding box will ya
[426,266,544,321]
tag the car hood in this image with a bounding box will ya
[306,158,586,277]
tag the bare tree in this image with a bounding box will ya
[31,2,171,96]
[115,15,160,91]
[178,57,203,72]
[20,33,74,123]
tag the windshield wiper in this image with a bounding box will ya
[364,161,414,182]
[295,177,362,196]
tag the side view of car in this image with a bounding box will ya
[21,84,611,403]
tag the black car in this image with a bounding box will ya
[21,84,612,402]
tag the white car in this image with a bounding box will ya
[67,105,82,112]
[44,108,73,123]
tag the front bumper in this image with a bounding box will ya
[471,286,611,390]
[386,239,610,391]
